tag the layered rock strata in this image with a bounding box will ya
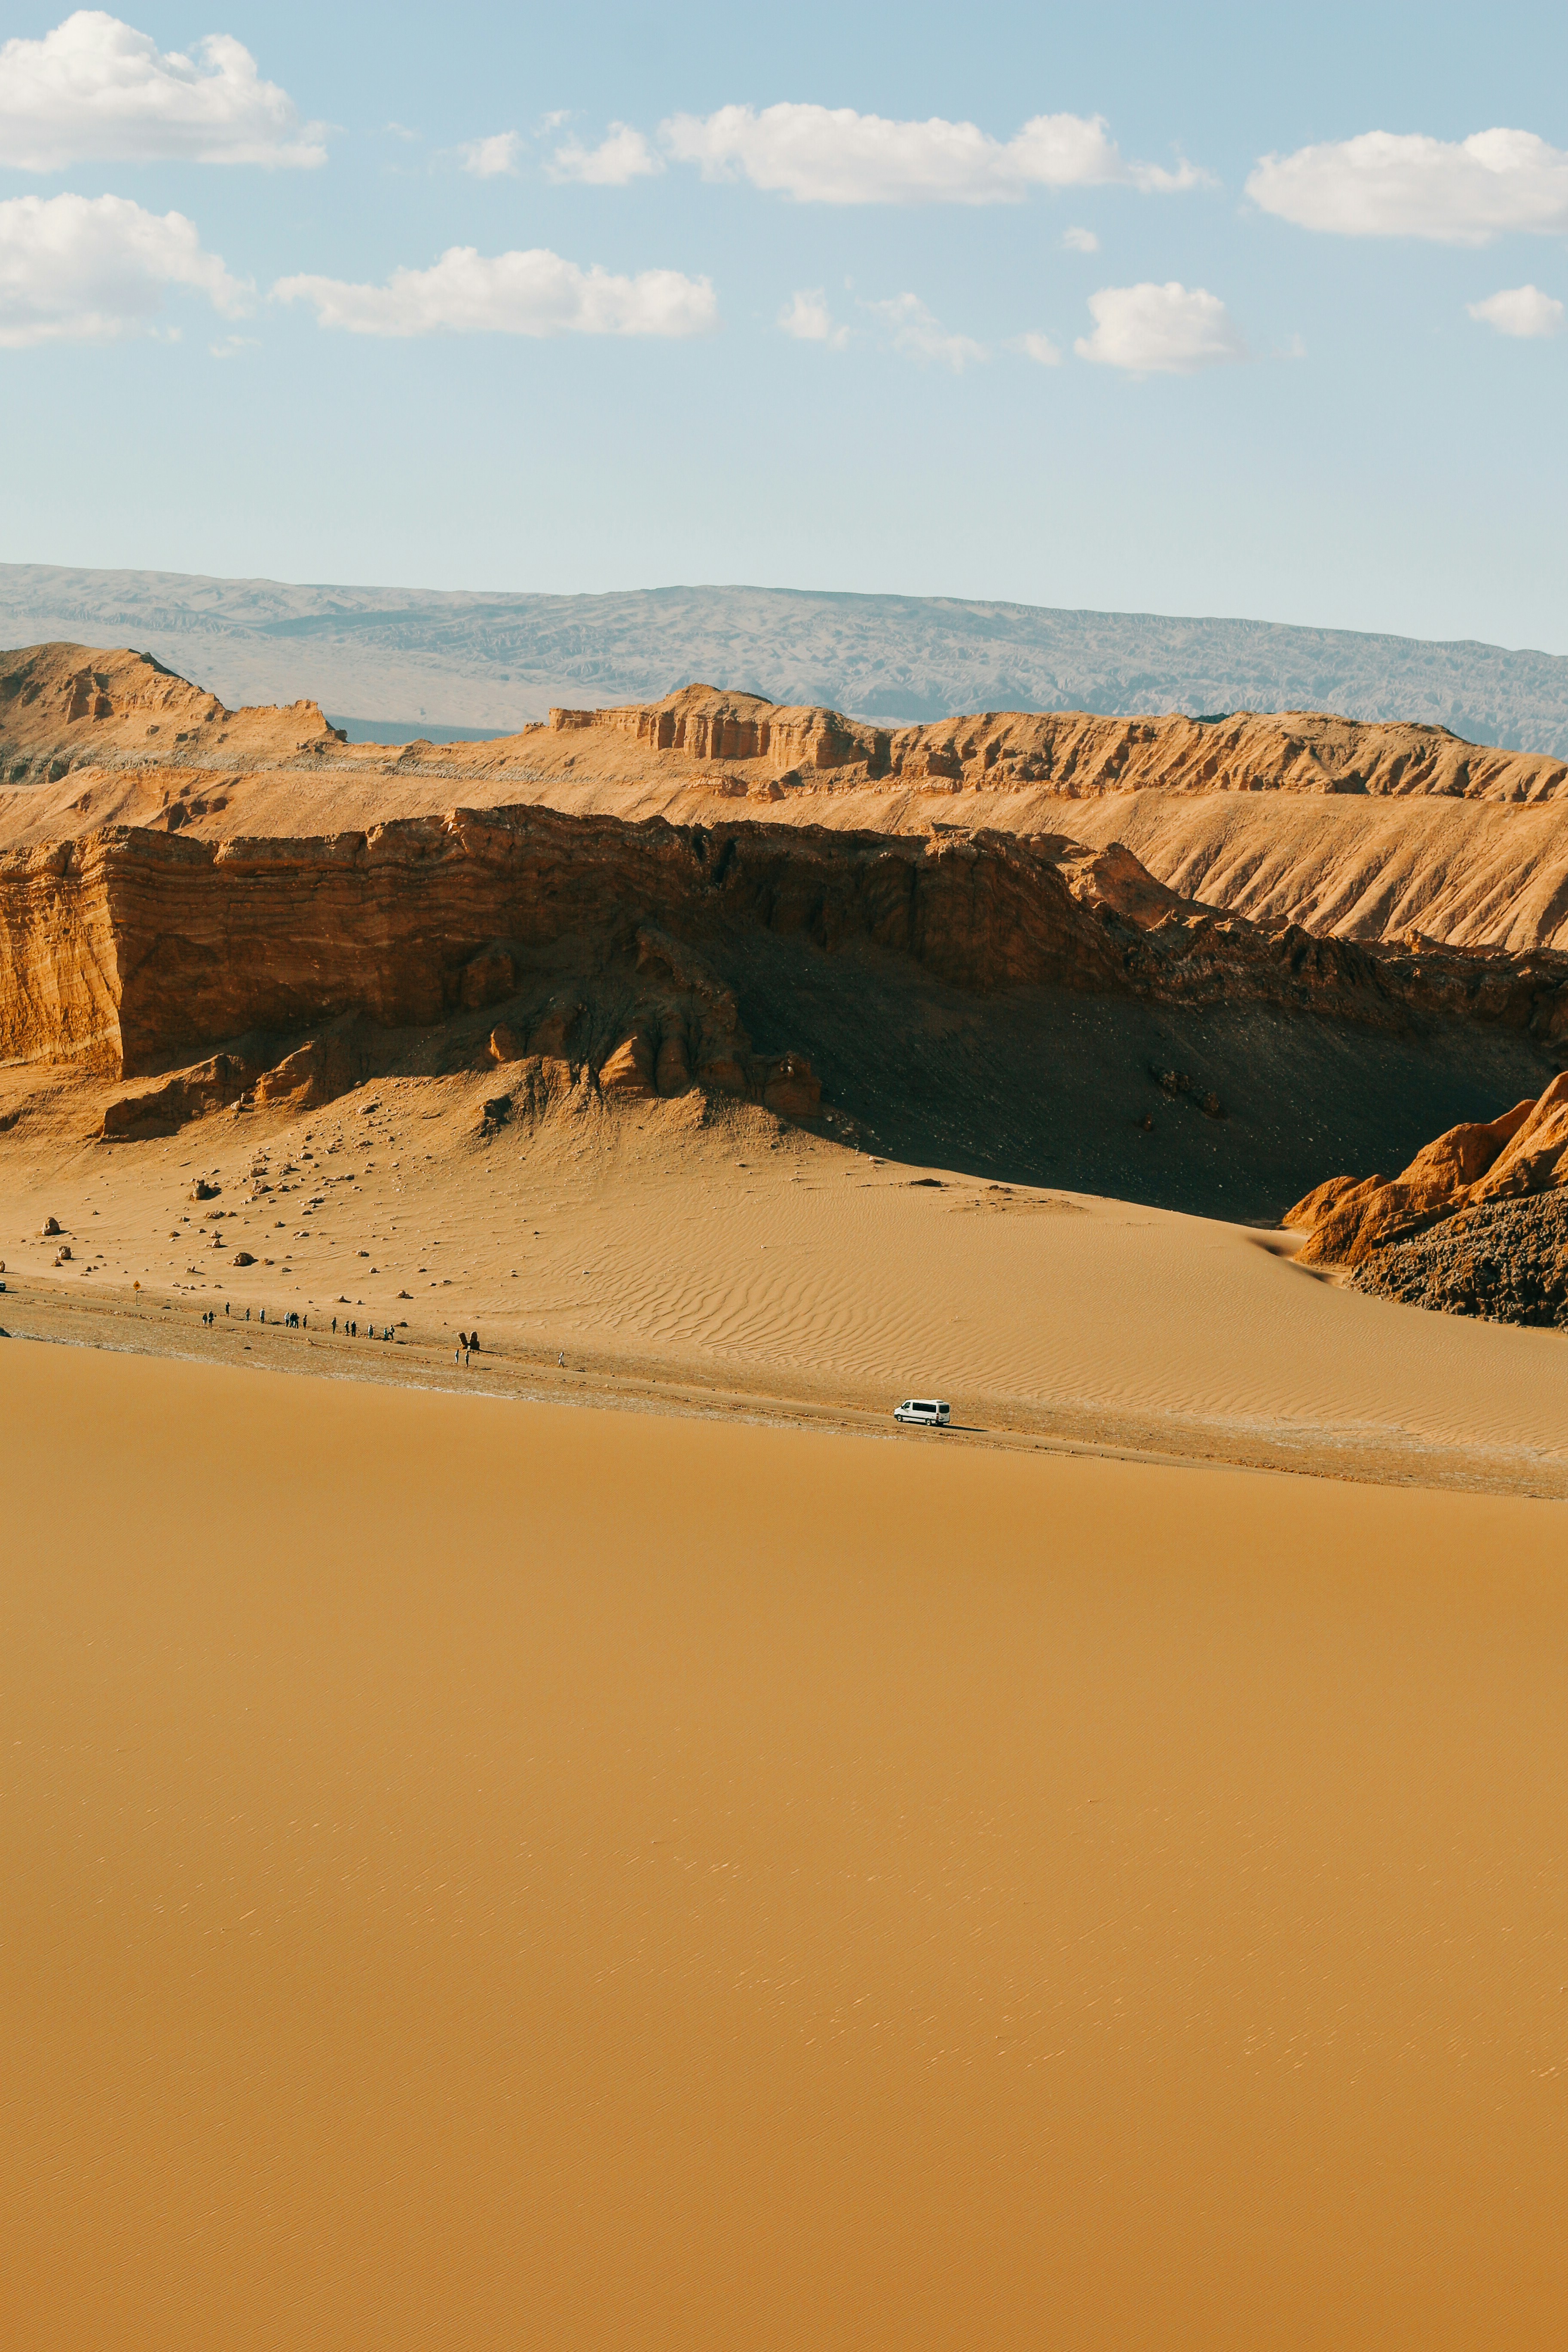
[544,683,1568,804]
[12,655,1568,961]
[6,802,1568,1109]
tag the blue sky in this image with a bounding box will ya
[2,2,1566,651]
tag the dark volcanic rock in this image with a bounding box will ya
[1350,1193,1568,1329]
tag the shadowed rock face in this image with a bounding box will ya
[6,800,1568,1101]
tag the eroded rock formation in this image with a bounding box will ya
[10,653,1568,957]
[0,642,343,783]
[5,793,1568,1163]
[1284,1074,1568,1325]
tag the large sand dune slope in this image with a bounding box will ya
[5,1072,1567,1491]
[5,1342,1566,2351]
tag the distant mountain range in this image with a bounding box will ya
[3,562,1567,756]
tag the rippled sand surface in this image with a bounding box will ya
[4,1340,1566,2350]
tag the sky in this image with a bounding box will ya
[1,1,1566,651]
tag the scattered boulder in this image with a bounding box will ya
[600,1033,657,1097]
[232,1250,255,1266]
[102,1051,256,1139]
[459,943,517,1011]
[53,1243,71,1263]
[41,1216,60,1236]
[655,1031,692,1096]
[763,1052,822,1118]
[529,1004,581,1057]
[191,1179,219,1200]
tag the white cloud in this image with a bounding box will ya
[459,131,521,179]
[548,123,662,186]
[662,102,1204,205]
[0,10,323,170]
[1074,281,1245,375]
[1468,283,1565,338]
[0,190,250,346]
[1061,224,1099,252]
[273,246,717,338]
[865,292,985,371]
[1019,330,1063,366]
[778,287,848,346]
[1246,129,1568,245]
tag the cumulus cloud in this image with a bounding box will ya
[1468,283,1565,337]
[548,123,662,185]
[459,131,521,179]
[778,287,848,346]
[273,246,717,338]
[865,291,985,370]
[0,190,249,346]
[662,102,1204,204]
[1246,129,1568,245]
[1061,224,1100,252]
[1074,281,1245,375]
[1019,330,1063,366]
[0,10,323,170]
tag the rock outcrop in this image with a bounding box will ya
[10,653,1568,957]
[545,684,1568,804]
[0,642,343,783]
[6,797,1568,1158]
[1284,1073,1568,1324]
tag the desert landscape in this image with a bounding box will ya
[6,640,1568,2347]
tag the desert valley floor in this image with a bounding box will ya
[4,652,1568,2348]
[4,1071,1568,1496]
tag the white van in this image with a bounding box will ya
[894,1398,950,1428]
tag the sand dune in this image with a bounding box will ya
[4,1339,1567,2352]
[5,1077,1567,1490]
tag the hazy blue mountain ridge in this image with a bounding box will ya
[3,565,1566,757]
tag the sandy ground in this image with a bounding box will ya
[3,1339,1565,2352]
[3,1072,1567,1495]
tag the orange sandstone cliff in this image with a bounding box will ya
[11,657,1568,956]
